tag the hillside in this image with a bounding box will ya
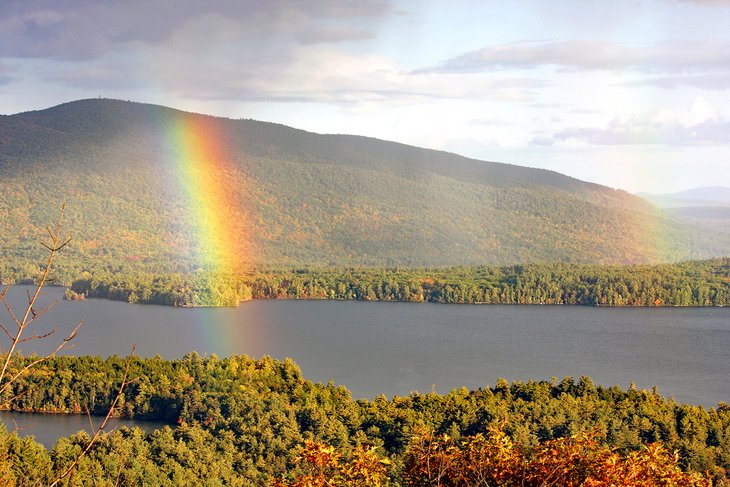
[1,99,728,278]
[639,187,730,208]
[638,187,730,240]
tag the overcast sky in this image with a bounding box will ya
[2,0,729,193]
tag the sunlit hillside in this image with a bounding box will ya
[1,99,728,278]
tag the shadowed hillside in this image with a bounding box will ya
[1,99,728,278]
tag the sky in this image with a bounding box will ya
[1,0,729,194]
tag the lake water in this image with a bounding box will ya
[2,285,729,410]
[0,411,167,448]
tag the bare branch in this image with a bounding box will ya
[56,236,73,252]
[17,329,56,343]
[0,320,83,402]
[3,387,31,409]
[3,299,22,329]
[85,407,94,432]
[0,322,14,342]
[0,205,72,388]
[0,277,12,302]
[25,299,58,328]
[0,205,109,487]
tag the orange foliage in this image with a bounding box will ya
[280,428,710,487]
[402,427,710,487]
[274,440,391,487]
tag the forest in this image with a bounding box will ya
[63,258,730,307]
[0,353,728,485]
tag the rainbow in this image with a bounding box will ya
[166,113,252,273]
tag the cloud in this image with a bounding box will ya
[45,64,142,90]
[470,118,517,127]
[138,22,547,106]
[0,0,392,60]
[621,73,730,90]
[670,0,730,6]
[530,135,555,146]
[0,63,15,85]
[296,26,375,45]
[421,40,730,74]
[534,97,730,146]
[0,0,413,105]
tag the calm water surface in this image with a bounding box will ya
[2,286,729,409]
[0,411,167,448]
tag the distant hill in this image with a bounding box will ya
[1,99,728,278]
[638,187,730,208]
[638,187,730,237]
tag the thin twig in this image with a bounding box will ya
[0,278,12,302]
[0,322,14,342]
[2,299,22,329]
[0,204,70,388]
[17,329,55,343]
[0,321,82,402]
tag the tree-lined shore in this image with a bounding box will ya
[61,258,730,307]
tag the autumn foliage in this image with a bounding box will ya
[279,427,710,487]
[273,441,392,487]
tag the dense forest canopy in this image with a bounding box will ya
[0,354,726,485]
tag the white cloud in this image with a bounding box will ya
[423,40,730,74]
[621,73,730,90]
[535,97,730,146]
[671,0,730,6]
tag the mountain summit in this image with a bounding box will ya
[1,99,727,276]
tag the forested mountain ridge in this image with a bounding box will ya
[1,98,728,278]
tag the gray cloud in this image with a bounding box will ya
[0,0,392,61]
[44,64,143,91]
[422,40,730,74]
[149,53,546,105]
[0,63,15,85]
[296,26,375,45]
[529,135,554,146]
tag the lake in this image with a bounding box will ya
[0,411,167,448]
[2,285,729,410]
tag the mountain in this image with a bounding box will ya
[1,98,728,278]
[638,187,730,208]
[638,187,730,242]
